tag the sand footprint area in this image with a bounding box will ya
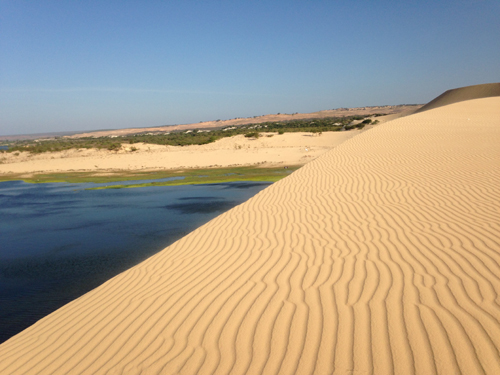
[0,92,499,374]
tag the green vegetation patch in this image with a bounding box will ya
[85,166,300,190]
[0,166,301,188]
[1,114,380,154]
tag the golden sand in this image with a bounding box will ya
[0,97,499,374]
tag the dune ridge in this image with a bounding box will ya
[1,97,500,374]
[416,82,500,113]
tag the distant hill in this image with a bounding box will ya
[417,83,500,113]
[1,105,422,141]
[66,104,421,139]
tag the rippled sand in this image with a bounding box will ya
[1,96,499,374]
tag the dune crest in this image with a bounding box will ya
[417,82,500,113]
[1,97,500,374]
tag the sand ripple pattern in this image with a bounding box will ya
[1,97,500,374]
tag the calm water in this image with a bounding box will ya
[0,180,271,344]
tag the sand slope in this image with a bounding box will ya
[417,82,500,113]
[1,97,500,374]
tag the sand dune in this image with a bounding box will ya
[0,131,361,176]
[1,97,500,374]
[417,82,500,113]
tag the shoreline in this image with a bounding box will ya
[0,166,301,188]
[0,177,272,345]
[1,111,414,178]
[0,130,365,178]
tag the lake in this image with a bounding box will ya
[0,179,271,344]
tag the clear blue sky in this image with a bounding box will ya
[1,0,499,135]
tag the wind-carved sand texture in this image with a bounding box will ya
[1,97,500,374]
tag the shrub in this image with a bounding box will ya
[245,132,261,138]
[201,135,218,144]
[310,129,322,136]
[107,143,121,151]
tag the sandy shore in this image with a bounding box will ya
[1,97,499,374]
[0,130,364,176]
